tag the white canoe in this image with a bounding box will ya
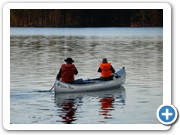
[54,67,126,93]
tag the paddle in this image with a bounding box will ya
[113,73,121,78]
[49,85,54,92]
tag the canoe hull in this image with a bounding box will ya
[54,67,126,93]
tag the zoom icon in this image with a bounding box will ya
[157,105,178,125]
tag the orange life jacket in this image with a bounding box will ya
[100,63,112,78]
[61,64,75,83]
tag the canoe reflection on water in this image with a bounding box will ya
[55,86,126,124]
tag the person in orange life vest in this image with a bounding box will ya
[98,58,115,81]
[56,58,78,83]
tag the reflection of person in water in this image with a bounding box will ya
[55,93,83,124]
[99,97,114,119]
[59,99,77,124]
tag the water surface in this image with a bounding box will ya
[10,27,163,124]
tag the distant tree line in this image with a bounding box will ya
[10,9,163,27]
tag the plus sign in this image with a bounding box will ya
[161,108,173,120]
[157,105,178,125]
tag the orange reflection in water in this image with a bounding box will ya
[99,97,114,119]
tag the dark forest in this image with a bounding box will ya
[10,9,163,27]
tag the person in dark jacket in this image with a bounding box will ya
[56,58,78,83]
[98,58,115,81]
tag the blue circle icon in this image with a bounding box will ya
[157,105,178,125]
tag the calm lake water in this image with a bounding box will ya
[10,27,163,124]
